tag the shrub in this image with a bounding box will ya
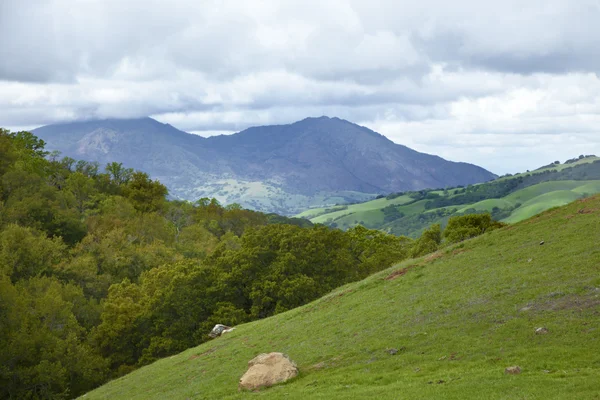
[411,223,441,257]
[444,213,505,244]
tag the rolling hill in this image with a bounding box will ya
[297,156,600,237]
[81,195,600,399]
[31,117,496,215]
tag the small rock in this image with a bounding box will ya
[527,258,533,263]
[386,348,399,355]
[208,324,235,338]
[535,327,549,335]
[505,366,522,375]
[539,241,545,245]
[239,352,298,391]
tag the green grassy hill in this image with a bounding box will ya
[295,157,600,237]
[82,196,600,399]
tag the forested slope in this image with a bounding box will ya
[0,129,415,399]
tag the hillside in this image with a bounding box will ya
[32,117,496,214]
[297,156,600,237]
[0,129,415,399]
[82,196,600,399]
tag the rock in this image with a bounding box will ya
[535,327,549,335]
[505,366,522,375]
[239,352,298,390]
[386,348,398,355]
[208,324,235,338]
[540,241,545,245]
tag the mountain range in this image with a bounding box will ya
[32,116,496,214]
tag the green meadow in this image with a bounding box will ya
[83,196,600,400]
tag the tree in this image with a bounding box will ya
[123,172,168,213]
[0,276,108,399]
[0,224,66,282]
[411,223,442,257]
[66,172,97,213]
[105,162,133,185]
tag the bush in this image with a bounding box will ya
[410,223,441,257]
[444,213,505,244]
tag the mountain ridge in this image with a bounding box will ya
[32,116,497,214]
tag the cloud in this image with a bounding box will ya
[1,0,600,174]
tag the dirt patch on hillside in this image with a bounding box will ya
[452,248,471,256]
[424,251,445,263]
[577,208,598,214]
[565,207,598,219]
[577,197,597,204]
[385,267,410,280]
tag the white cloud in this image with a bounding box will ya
[1,0,600,174]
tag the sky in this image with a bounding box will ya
[2,0,600,174]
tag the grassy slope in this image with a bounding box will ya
[299,179,600,233]
[299,194,414,224]
[296,157,600,234]
[494,156,600,182]
[83,197,600,400]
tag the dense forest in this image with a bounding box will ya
[0,129,431,399]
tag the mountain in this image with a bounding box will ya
[32,116,496,214]
[82,196,600,399]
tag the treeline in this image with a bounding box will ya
[0,129,416,399]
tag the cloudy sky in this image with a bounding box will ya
[2,0,600,174]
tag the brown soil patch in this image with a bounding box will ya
[566,207,598,219]
[577,197,597,204]
[452,248,470,255]
[385,267,410,280]
[578,208,598,214]
[424,251,444,263]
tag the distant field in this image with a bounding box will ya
[303,194,414,224]
[295,158,600,236]
[83,196,600,400]
[456,198,513,213]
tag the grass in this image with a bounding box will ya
[305,194,413,225]
[299,177,600,236]
[494,156,600,182]
[456,198,514,213]
[82,196,600,400]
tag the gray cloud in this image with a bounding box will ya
[1,0,600,173]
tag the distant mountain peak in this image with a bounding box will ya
[33,116,496,214]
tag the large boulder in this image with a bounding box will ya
[239,352,299,390]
